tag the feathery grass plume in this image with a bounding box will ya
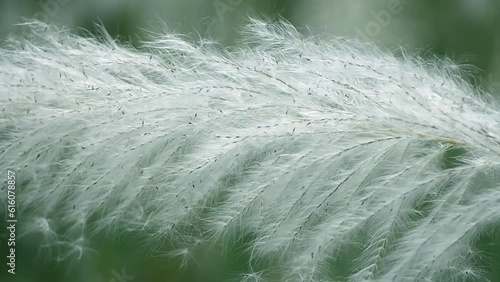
[1,19,500,282]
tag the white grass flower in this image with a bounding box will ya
[0,19,499,281]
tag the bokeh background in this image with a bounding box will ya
[1,0,500,96]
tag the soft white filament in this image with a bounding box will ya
[0,19,499,281]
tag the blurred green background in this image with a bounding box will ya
[1,0,499,95]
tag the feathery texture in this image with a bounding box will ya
[1,19,500,282]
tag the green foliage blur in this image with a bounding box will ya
[1,0,499,95]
